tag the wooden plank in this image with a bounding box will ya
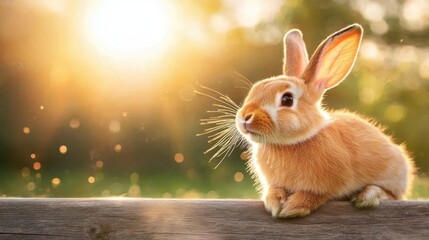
[0,199,428,239]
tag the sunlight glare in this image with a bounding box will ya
[85,0,173,58]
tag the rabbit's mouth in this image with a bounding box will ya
[247,130,261,137]
[237,121,261,137]
[244,128,264,141]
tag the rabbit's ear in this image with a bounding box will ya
[302,24,363,93]
[283,29,309,77]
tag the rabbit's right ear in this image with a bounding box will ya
[283,29,309,77]
[302,24,363,94]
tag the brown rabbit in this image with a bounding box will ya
[234,24,415,218]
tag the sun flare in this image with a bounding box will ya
[85,0,173,58]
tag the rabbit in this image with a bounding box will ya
[234,24,415,218]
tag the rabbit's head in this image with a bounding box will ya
[236,24,363,145]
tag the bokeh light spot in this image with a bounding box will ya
[130,172,139,184]
[33,162,41,171]
[51,178,61,187]
[174,153,184,163]
[30,153,36,159]
[359,88,378,105]
[88,176,96,184]
[384,104,406,122]
[69,118,81,129]
[128,185,141,197]
[114,144,122,153]
[240,151,250,161]
[234,172,244,182]
[95,160,104,169]
[26,182,36,191]
[360,40,382,62]
[101,189,110,197]
[109,120,121,133]
[23,127,30,134]
[361,1,385,22]
[59,145,68,154]
[21,167,30,177]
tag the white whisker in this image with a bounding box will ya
[196,85,248,168]
[233,71,253,89]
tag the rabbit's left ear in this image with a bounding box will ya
[302,24,363,93]
[283,29,309,77]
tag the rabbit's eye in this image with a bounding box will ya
[281,92,293,107]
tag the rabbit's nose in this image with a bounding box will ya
[244,113,254,122]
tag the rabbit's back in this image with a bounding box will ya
[329,111,413,198]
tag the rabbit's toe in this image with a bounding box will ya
[279,204,311,218]
[277,191,329,218]
[262,187,288,217]
[352,185,388,209]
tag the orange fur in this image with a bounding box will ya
[236,24,415,218]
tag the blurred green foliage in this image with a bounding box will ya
[0,0,428,198]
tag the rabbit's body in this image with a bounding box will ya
[234,24,415,218]
[252,110,411,201]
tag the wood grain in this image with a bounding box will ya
[0,199,428,239]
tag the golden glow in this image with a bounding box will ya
[109,120,121,133]
[84,0,173,58]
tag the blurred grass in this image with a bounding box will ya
[409,176,429,200]
[1,170,427,200]
[0,171,258,199]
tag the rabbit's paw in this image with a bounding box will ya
[279,204,311,218]
[262,187,288,217]
[352,185,387,209]
[278,191,328,218]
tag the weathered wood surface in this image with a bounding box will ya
[0,199,428,240]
